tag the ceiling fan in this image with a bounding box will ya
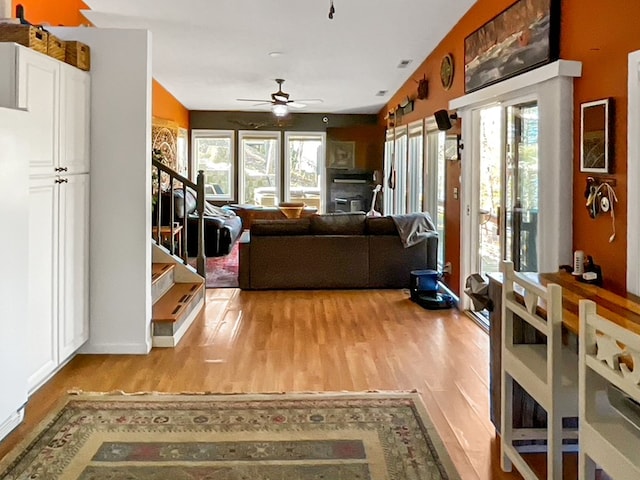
[236,79,323,117]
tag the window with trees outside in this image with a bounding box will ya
[191,130,234,201]
[284,132,325,211]
[239,131,281,206]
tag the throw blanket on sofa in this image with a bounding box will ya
[391,212,437,248]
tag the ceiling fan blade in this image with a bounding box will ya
[287,102,308,109]
[292,99,324,104]
[236,98,271,103]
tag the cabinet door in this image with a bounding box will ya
[59,64,90,174]
[27,177,59,391]
[58,174,90,361]
[17,48,60,176]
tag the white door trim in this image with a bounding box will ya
[627,50,640,295]
[452,61,581,309]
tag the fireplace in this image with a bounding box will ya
[326,169,374,213]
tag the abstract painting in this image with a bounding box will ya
[464,0,560,93]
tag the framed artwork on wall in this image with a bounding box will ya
[327,141,355,169]
[464,0,561,93]
[152,117,178,171]
[580,98,613,173]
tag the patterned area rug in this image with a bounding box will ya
[189,243,239,288]
[0,392,460,480]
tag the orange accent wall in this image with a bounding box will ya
[383,0,639,295]
[152,80,190,129]
[11,0,89,26]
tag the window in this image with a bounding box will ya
[284,132,325,211]
[191,130,234,201]
[239,131,281,206]
[425,127,446,268]
[407,122,424,213]
[393,126,408,215]
[383,130,394,215]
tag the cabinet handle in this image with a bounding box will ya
[54,167,68,172]
[55,178,68,184]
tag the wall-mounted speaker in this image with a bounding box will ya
[434,109,457,131]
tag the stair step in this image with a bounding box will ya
[152,263,175,284]
[152,263,175,304]
[152,282,204,323]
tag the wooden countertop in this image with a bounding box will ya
[488,271,640,335]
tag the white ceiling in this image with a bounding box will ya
[83,0,475,115]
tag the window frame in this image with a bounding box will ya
[190,129,235,201]
[407,120,424,213]
[238,130,281,207]
[283,131,326,212]
[424,119,446,268]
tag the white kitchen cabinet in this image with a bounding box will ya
[27,174,90,392]
[58,174,90,360]
[0,43,90,176]
[27,177,59,390]
[16,47,59,175]
[0,43,91,393]
[59,63,90,174]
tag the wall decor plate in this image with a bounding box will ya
[440,54,454,90]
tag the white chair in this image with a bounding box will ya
[500,261,579,479]
[578,299,640,479]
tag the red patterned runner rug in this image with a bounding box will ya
[0,392,460,480]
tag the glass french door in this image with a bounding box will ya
[475,101,539,277]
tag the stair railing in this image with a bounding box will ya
[152,160,206,277]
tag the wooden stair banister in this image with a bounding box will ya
[152,160,206,277]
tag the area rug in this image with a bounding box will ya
[205,243,239,288]
[0,392,460,480]
[189,243,239,288]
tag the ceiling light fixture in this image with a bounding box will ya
[268,51,283,57]
[272,102,288,117]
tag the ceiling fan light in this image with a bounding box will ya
[272,103,288,117]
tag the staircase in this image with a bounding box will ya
[151,242,205,347]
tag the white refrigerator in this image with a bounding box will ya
[0,106,30,441]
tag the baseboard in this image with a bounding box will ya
[0,407,24,442]
[79,342,152,355]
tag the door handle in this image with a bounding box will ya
[496,206,501,236]
[55,178,68,184]
[54,167,68,172]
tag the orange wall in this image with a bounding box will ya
[12,0,190,130]
[383,0,639,295]
[152,80,189,129]
[11,0,89,26]
[327,125,386,172]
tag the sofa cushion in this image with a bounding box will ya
[366,216,398,235]
[310,212,366,235]
[173,189,197,219]
[251,218,311,236]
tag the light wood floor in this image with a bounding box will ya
[0,288,578,479]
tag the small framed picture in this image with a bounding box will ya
[327,141,355,169]
[580,98,613,173]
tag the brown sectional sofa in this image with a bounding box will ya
[238,212,438,290]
